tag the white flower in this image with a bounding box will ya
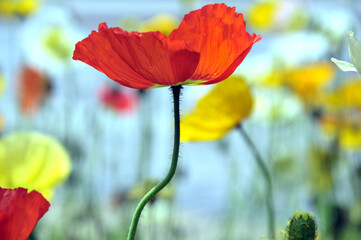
[20,7,83,75]
[331,32,361,74]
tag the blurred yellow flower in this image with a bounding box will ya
[20,8,81,74]
[0,0,39,18]
[265,62,335,105]
[284,62,335,104]
[247,0,308,32]
[0,132,71,200]
[181,76,253,141]
[138,13,179,36]
[247,1,278,30]
[42,27,73,62]
[326,80,361,108]
[320,80,361,150]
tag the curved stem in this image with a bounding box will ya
[237,124,275,239]
[127,86,181,240]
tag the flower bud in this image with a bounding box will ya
[286,211,317,240]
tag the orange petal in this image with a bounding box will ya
[73,23,200,88]
[18,66,48,116]
[170,3,261,84]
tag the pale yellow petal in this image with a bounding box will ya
[0,131,71,201]
[181,76,253,141]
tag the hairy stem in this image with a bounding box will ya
[127,86,181,240]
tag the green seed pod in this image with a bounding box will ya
[286,211,317,240]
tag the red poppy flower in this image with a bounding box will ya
[0,187,50,240]
[73,3,261,89]
[99,84,138,113]
[18,66,51,116]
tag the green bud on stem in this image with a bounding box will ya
[286,211,317,240]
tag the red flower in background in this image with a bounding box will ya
[18,66,51,116]
[0,187,50,240]
[73,3,261,89]
[99,85,138,113]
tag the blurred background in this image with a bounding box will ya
[1,0,361,239]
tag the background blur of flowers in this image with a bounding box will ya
[1,0,361,239]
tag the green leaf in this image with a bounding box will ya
[331,57,357,72]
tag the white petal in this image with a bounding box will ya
[331,57,357,72]
[348,31,361,74]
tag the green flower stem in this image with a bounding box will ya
[238,124,275,239]
[127,85,182,240]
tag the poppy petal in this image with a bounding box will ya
[0,132,71,201]
[181,75,253,141]
[73,23,200,88]
[170,3,261,84]
[18,66,48,116]
[0,187,50,240]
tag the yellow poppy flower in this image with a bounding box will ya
[138,13,179,37]
[330,81,361,107]
[247,1,278,31]
[247,0,308,32]
[264,62,335,105]
[340,127,361,150]
[20,8,82,74]
[181,76,253,141]
[320,80,361,150]
[42,27,73,62]
[0,0,40,18]
[283,62,335,104]
[0,132,71,200]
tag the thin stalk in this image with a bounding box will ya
[136,92,153,182]
[127,86,182,240]
[237,124,275,239]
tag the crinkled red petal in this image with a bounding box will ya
[170,3,261,84]
[0,187,50,240]
[73,23,200,88]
